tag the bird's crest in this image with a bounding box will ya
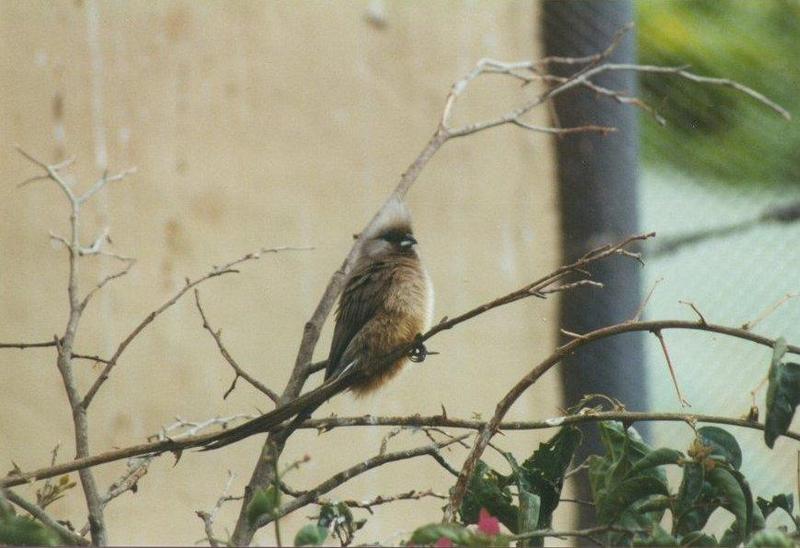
[364,198,413,239]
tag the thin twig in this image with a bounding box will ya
[742,292,799,331]
[194,289,279,403]
[318,489,446,515]
[630,277,662,322]
[510,525,639,543]
[0,340,58,349]
[81,246,310,409]
[254,435,470,529]
[679,300,708,325]
[2,488,90,545]
[652,329,690,407]
[195,471,237,548]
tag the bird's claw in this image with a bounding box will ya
[409,339,437,363]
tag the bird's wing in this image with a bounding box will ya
[326,260,393,380]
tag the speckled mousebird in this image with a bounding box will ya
[199,198,433,450]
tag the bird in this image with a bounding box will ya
[197,198,433,450]
[325,197,434,395]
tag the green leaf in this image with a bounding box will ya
[756,493,794,520]
[0,509,59,546]
[680,531,718,546]
[587,454,612,503]
[707,467,748,540]
[635,495,672,514]
[599,422,653,464]
[672,462,719,535]
[294,524,328,546]
[516,492,541,547]
[746,529,795,547]
[674,482,719,537]
[676,462,705,517]
[516,426,582,530]
[408,523,474,546]
[633,523,677,546]
[765,338,800,448]
[459,460,518,533]
[246,485,280,526]
[697,426,743,469]
[627,447,684,477]
[597,476,670,524]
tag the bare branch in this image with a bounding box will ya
[511,119,617,136]
[256,435,470,529]
[652,329,690,407]
[79,168,137,205]
[510,525,640,544]
[679,300,708,326]
[318,489,446,515]
[194,289,279,403]
[742,292,798,331]
[195,471,238,548]
[4,405,799,491]
[630,277,662,323]
[81,246,310,409]
[79,259,136,312]
[0,340,57,349]
[1,488,90,545]
[228,29,791,544]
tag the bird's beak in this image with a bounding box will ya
[399,234,417,248]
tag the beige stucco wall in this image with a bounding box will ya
[0,1,562,544]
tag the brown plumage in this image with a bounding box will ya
[326,200,433,395]
[198,199,432,450]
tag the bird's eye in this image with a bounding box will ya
[379,231,402,243]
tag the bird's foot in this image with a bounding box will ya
[409,336,438,363]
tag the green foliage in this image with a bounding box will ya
[765,337,800,448]
[747,529,795,547]
[589,422,671,545]
[0,504,59,546]
[696,426,743,469]
[317,501,365,545]
[245,485,280,526]
[406,522,510,547]
[415,420,800,547]
[459,426,581,541]
[36,474,77,510]
[757,493,794,520]
[638,0,800,185]
[459,460,519,533]
[294,524,328,546]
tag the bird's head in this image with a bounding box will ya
[361,198,419,259]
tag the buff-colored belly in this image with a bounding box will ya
[351,265,433,396]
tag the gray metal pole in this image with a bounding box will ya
[541,0,645,524]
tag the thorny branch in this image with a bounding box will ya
[14,146,137,545]
[252,435,470,530]
[317,489,447,515]
[1,488,90,545]
[195,471,240,548]
[194,289,279,403]
[81,245,311,409]
[5,404,800,491]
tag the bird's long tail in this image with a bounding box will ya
[195,373,352,451]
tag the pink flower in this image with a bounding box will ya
[477,508,500,536]
[434,537,454,547]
